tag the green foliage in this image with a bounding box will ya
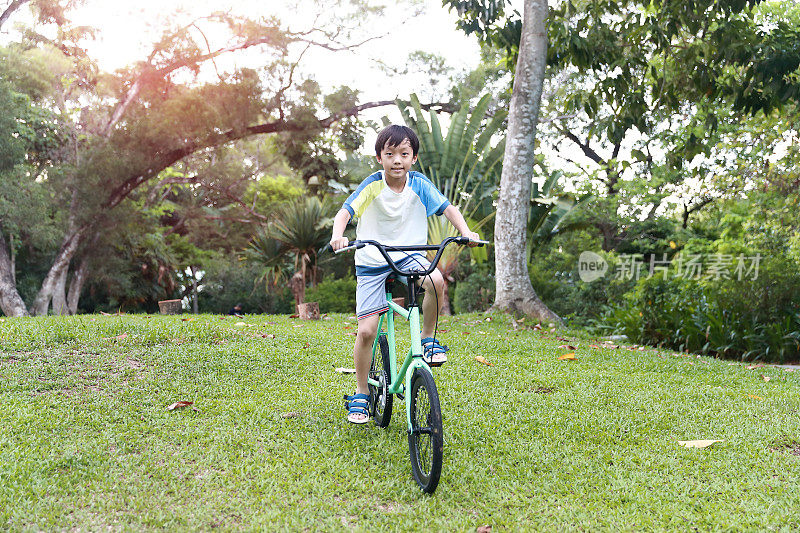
[598,255,800,363]
[304,275,356,314]
[527,167,592,259]
[199,256,294,315]
[453,270,495,313]
[528,230,634,322]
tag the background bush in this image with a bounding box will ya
[596,254,800,363]
[199,257,293,315]
[305,275,357,314]
[453,270,495,313]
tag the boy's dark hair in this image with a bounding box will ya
[375,125,420,157]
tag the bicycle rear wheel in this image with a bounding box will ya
[408,367,443,493]
[369,333,393,428]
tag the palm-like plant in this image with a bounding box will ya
[267,196,335,307]
[245,228,290,292]
[395,93,506,314]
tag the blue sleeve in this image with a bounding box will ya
[409,172,450,216]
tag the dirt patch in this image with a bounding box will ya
[771,439,800,456]
[532,386,555,394]
[377,502,404,513]
[786,445,800,456]
[23,350,145,397]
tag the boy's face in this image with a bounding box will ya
[376,138,417,181]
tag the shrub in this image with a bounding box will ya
[305,275,357,314]
[597,254,800,363]
[200,257,294,314]
[453,271,495,313]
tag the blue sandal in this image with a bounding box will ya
[421,337,448,367]
[344,393,370,424]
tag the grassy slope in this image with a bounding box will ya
[0,313,799,531]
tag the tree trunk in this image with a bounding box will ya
[288,271,305,308]
[439,278,452,316]
[190,266,199,314]
[67,255,90,315]
[51,267,69,315]
[0,228,29,317]
[31,227,84,316]
[492,0,561,324]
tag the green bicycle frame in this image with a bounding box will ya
[367,288,432,431]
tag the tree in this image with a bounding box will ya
[490,0,560,321]
[0,2,452,316]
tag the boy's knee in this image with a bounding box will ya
[357,318,378,342]
[425,271,445,293]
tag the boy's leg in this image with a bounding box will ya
[420,268,445,338]
[348,272,389,423]
[354,314,379,396]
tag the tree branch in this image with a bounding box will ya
[104,98,450,210]
[560,127,606,166]
[0,0,30,30]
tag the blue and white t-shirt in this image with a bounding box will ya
[342,170,450,273]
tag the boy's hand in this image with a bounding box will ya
[463,231,481,247]
[330,236,349,251]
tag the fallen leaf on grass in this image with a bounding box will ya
[281,412,302,419]
[181,317,195,322]
[558,352,576,361]
[263,334,276,339]
[558,345,577,350]
[475,355,494,366]
[761,375,771,382]
[746,364,764,370]
[747,394,764,400]
[477,526,492,533]
[167,401,194,411]
[103,333,128,341]
[785,368,796,372]
[335,367,356,374]
[678,439,723,449]
[289,314,300,318]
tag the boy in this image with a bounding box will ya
[329,124,480,424]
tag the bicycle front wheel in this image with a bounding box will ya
[407,367,443,493]
[369,333,393,428]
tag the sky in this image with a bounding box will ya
[70,1,483,106]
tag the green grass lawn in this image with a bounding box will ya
[1,312,799,531]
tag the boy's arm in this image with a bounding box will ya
[442,205,481,245]
[330,208,351,250]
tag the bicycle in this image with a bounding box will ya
[334,236,488,493]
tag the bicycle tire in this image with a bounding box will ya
[407,367,443,493]
[369,334,393,428]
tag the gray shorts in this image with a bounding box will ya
[356,254,431,320]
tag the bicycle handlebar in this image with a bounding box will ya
[328,237,489,278]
